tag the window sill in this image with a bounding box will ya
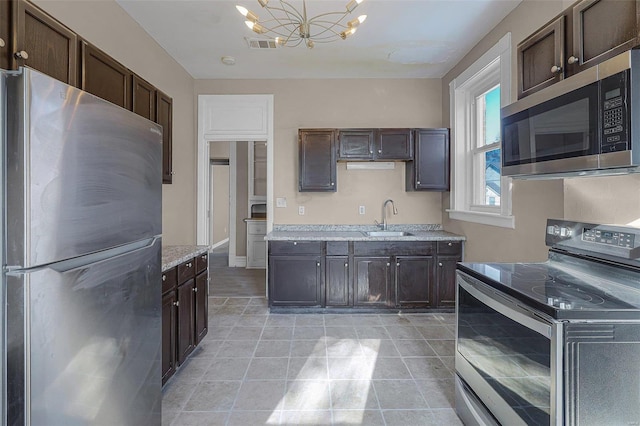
[447,209,515,229]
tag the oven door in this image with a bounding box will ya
[455,271,563,425]
[501,79,599,177]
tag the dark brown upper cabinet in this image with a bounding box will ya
[517,15,566,99]
[337,128,412,160]
[406,128,450,191]
[1,0,11,70]
[377,129,413,160]
[338,129,375,160]
[156,89,173,184]
[299,129,337,192]
[518,0,640,98]
[11,0,77,85]
[568,0,640,76]
[132,74,156,121]
[80,41,131,109]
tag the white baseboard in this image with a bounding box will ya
[210,238,230,250]
[229,256,247,267]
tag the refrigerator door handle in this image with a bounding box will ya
[46,237,160,274]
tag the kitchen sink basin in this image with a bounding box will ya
[362,231,413,237]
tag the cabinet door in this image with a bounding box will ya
[407,129,450,191]
[247,234,267,269]
[0,0,10,70]
[326,256,350,307]
[176,279,195,365]
[436,256,460,308]
[157,89,173,184]
[80,41,131,109]
[12,0,77,85]
[396,256,435,308]
[517,15,565,99]
[354,256,393,307]
[269,255,322,306]
[161,290,177,386]
[570,0,640,75]
[132,74,156,120]
[194,272,208,345]
[376,129,413,160]
[299,129,337,192]
[338,129,374,160]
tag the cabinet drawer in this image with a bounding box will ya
[270,241,323,255]
[196,252,208,274]
[437,241,462,255]
[327,241,349,255]
[178,258,196,284]
[354,241,435,256]
[248,221,267,235]
[162,267,177,294]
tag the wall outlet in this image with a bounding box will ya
[298,206,305,215]
[359,205,366,215]
[276,197,287,208]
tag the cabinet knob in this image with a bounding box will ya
[438,262,443,267]
[568,55,579,65]
[550,65,562,74]
[369,150,373,154]
[378,149,382,153]
[162,275,166,281]
[293,241,297,245]
[187,262,192,268]
[0,38,5,48]
[344,263,348,268]
[448,242,453,246]
[14,50,28,60]
[193,287,198,293]
[386,262,390,267]
[173,301,179,307]
[396,262,400,267]
[202,254,207,260]
[416,181,421,185]
[317,262,320,267]
[171,172,176,175]
[331,182,334,186]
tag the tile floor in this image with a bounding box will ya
[162,296,463,426]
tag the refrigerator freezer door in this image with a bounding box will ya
[6,238,161,425]
[5,68,162,269]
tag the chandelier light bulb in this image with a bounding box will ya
[358,15,367,24]
[236,5,259,22]
[348,15,366,28]
[346,0,364,13]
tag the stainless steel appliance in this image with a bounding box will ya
[1,68,163,425]
[501,50,640,178]
[455,219,640,425]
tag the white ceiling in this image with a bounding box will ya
[117,0,522,79]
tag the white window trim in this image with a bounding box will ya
[448,33,515,229]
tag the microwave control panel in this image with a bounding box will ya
[600,70,629,153]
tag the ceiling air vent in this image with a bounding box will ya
[246,38,278,49]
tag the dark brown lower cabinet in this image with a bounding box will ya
[396,256,435,308]
[161,290,177,385]
[325,256,350,307]
[177,278,195,365]
[354,257,393,307]
[435,256,460,308]
[194,271,208,344]
[269,255,323,307]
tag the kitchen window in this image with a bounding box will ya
[449,33,514,228]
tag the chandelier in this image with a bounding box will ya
[236,0,367,48]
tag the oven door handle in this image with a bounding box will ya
[457,272,554,338]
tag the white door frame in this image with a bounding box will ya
[197,95,274,248]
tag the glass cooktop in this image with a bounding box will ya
[458,253,640,320]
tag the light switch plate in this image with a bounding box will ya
[298,206,305,215]
[276,197,287,208]
[359,206,366,215]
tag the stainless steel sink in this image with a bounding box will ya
[362,231,413,237]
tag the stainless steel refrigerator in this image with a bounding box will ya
[1,68,162,425]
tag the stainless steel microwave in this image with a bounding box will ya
[501,50,640,178]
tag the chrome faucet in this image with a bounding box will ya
[381,199,397,230]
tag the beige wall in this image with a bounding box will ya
[195,79,444,226]
[441,0,567,262]
[210,164,230,246]
[33,0,196,245]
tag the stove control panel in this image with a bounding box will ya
[582,228,635,248]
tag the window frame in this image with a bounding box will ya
[448,33,515,229]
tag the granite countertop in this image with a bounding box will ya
[265,224,465,242]
[162,245,209,271]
